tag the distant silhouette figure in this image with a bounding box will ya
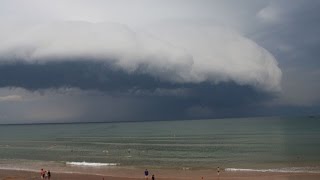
[152,174,155,180]
[47,170,51,179]
[144,169,149,180]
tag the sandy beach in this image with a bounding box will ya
[1,169,320,180]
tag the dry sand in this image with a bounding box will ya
[1,169,320,180]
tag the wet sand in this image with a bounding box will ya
[1,169,320,180]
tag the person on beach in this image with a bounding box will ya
[40,169,44,179]
[152,174,155,180]
[47,170,51,179]
[217,166,220,176]
[42,169,46,179]
[43,170,47,179]
[144,169,149,180]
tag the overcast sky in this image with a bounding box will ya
[0,0,319,124]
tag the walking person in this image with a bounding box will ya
[152,174,155,180]
[144,169,149,180]
[217,166,220,176]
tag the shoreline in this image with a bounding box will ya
[1,168,320,180]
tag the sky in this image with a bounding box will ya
[0,0,319,124]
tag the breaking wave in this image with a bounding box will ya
[225,167,320,173]
[66,161,119,167]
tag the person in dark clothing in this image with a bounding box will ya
[152,174,155,180]
[47,170,51,179]
[144,169,149,180]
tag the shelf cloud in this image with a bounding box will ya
[0,21,281,92]
[3,0,318,123]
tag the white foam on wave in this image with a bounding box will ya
[225,167,320,173]
[66,161,119,167]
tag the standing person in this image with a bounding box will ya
[144,169,149,180]
[40,169,44,179]
[152,174,155,180]
[47,170,51,179]
[217,166,220,176]
[43,170,47,179]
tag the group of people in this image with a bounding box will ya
[40,169,51,179]
[144,169,155,180]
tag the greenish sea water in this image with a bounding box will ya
[0,116,320,173]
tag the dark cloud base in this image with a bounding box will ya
[0,60,166,91]
[0,60,275,120]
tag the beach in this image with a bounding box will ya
[1,169,320,180]
[1,0,319,178]
[1,117,320,179]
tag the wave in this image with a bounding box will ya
[225,167,320,173]
[0,167,39,172]
[66,161,119,167]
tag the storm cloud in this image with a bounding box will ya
[0,21,281,92]
[0,0,319,123]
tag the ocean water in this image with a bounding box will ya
[0,116,320,173]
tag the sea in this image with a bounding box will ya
[0,116,320,174]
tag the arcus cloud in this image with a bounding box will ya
[0,21,281,92]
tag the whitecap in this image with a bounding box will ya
[66,161,119,167]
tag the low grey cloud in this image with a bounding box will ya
[0,84,272,124]
[0,95,22,102]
